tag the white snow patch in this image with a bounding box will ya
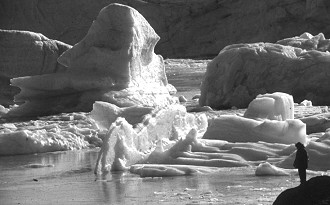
[255,162,289,176]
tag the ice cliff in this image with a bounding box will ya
[6,3,176,117]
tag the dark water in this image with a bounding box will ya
[0,149,305,205]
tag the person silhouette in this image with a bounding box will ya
[293,142,309,184]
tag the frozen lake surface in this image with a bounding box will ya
[0,149,307,205]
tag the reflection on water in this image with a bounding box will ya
[0,149,99,184]
[0,150,303,204]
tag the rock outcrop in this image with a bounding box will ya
[0,30,71,107]
[273,176,330,205]
[199,33,330,109]
[6,3,176,117]
[1,0,330,58]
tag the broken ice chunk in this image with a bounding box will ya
[244,92,294,121]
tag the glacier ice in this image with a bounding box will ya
[93,103,208,173]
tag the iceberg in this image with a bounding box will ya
[203,115,307,144]
[244,92,294,121]
[93,103,208,173]
[199,35,330,109]
[0,29,71,107]
[203,93,306,144]
[6,3,176,117]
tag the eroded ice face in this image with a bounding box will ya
[5,3,175,118]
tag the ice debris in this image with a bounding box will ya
[0,113,101,155]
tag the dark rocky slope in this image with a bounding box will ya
[273,176,330,205]
[1,0,330,58]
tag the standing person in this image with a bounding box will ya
[293,142,309,184]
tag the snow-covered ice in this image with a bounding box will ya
[244,92,294,121]
[0,113,101,155]
[203,115,307,144]
[255,162,289,176]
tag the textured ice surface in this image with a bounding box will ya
[244,92,294,121]
[6,3,176,117]
[203,93,307,144]
[277,132,330,171]
[255,162,289,176]
[91,93,330,177]
[0,113,101,155]
[203,115,307,144]
[93,103,208,173]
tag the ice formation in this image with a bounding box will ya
[300,112,330,134]
[203,115,306,144]
[276,32,330,53]
[90,101,154,131]
[92,92,329,176]
[0,29,71,107]
[255,162,289,176]
[244,92,294,121]
[277,131,330,171]
[203,93,307,144]
[199,33,330,109]
[93,103,208,173]
[5,3,176,117]
[130,164,219,177]
[0,113,101,155]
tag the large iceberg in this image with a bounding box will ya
[199,33,330,109]
[6,3,176,117]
